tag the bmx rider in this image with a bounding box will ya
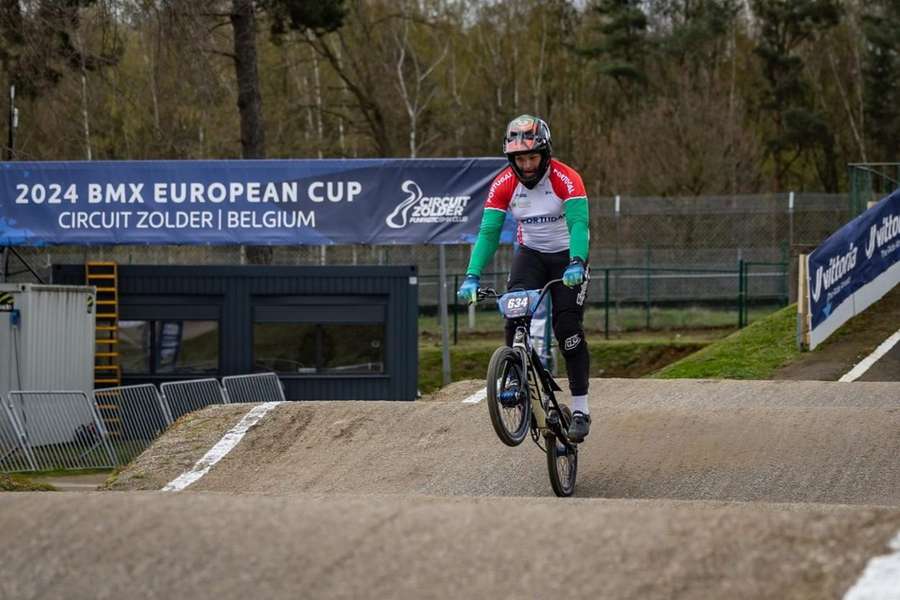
[458,115,592,442]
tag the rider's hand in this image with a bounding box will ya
[457,274,480,304]
[562,258,586,288]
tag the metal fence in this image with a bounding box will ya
[0,373,285,474]
[223,373,285,404]
[15,193,846,294]
[159,378,227,422]
[0,401,30,472]
[429,260,789,341]
[94,384,173,464]
[1,391,117,472]
[849,163,899,216]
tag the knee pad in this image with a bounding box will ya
[553,313,585,358]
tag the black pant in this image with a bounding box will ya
[505,246,589,396]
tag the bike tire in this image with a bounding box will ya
[546,405,578,497]
[485,345,531,446]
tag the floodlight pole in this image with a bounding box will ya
[438,244,451,387]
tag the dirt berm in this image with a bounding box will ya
[110,378,900,506]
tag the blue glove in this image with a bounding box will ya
[457,274,480,304]
[562,258,586,288]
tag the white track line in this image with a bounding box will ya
[843,531,900,600]
[161,401,283,492]
[462,388,487,404]
[839,329,900,383]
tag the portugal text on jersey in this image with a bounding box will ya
[483,159,587,252]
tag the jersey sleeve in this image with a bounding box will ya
[484,167,516,211]
[548,160,587,202]
[550,160,590,262]
[465,168,516,277]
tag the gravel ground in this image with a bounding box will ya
[9,377,900,599]
[2,492,899,600]
[108,379,900,507]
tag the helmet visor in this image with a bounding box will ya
[503,116,549,154]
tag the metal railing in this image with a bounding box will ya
[440,261,789,341]
[94,384,174,465]
[1,401,33,472]
[160,378,227,422]
[2,391,117,472]
[222,372,286,404]
[849,163,899,216]
[1,372,283,473]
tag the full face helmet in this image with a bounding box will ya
[503,114,552,188]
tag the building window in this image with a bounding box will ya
[253,322,384,374]
[119,320,219,375]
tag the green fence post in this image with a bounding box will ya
[453,274,458,345]
[738,259,746,328]
[645,246,651,330]
[604,268,610,340]
[780,244,790,307]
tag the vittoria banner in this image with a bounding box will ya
[807,189,900,349]
[0,158,509,246]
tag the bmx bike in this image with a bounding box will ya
[475,278,579,497]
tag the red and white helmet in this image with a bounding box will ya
[503,114,552,187]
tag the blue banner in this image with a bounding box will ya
[807,188,900,348]
[0,158,508,246]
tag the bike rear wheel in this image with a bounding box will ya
[546,405,578,497]
[485,346,531,446]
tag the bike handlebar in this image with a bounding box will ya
[475,276,566,306]
[471,268,590,307]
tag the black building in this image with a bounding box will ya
[53,264,418,401]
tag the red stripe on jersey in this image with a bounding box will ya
[548,159,586,201]
[484,166,517,211]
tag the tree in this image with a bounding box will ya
[187,0,345,161]
[751,0,842,190]
[861,0,900,161]
[0,0,122,158]
[296,1,402,157]
[579,0,649,93]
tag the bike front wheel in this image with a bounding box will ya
[546,405,578,497]
[485,346,532,446]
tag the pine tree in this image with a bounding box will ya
[861,0,900,161]
[580,0,649,90]
[751,0,842,190]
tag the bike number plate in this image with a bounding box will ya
[498,291,532,318]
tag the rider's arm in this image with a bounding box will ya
[465,168,516,277]
[564,197,589,263]
[465,208,505,277]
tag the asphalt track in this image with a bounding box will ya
[2,378,898,599]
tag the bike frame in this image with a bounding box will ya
[480,278,576,451]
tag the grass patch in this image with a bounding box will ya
[22,467,112,478]
[651,304,800,379]
[422,304,782,340]
[0,473,56,492]
[418,338,707,394]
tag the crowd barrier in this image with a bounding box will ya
[0,372,284,474]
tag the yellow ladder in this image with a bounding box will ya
[87,261,122,437]
[86,261,122,388]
